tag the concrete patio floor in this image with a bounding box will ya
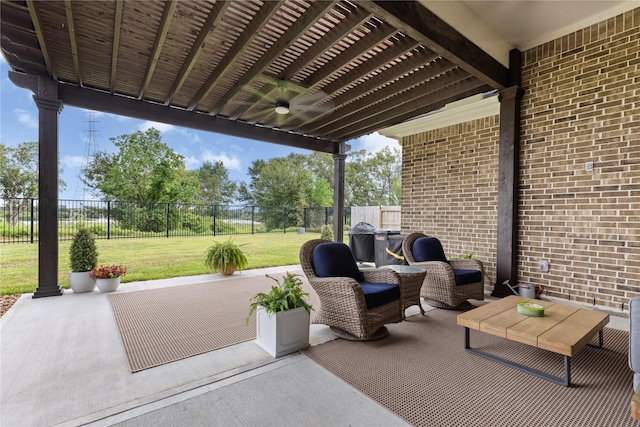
[1,266,629,427]
[1,266,410,427]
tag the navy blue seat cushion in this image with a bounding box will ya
[412,237,448,263]
[454,269,482,285]
[312,242,362,282]
[359,282,400,309]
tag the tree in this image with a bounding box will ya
[345,146,401,206]
[0,142,66,225]
[197,160,237,205]
[81,128,196,203]
[244,154,314,229]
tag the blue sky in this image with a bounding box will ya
[0,56,398,201]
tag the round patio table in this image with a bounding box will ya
[382,264,427,319]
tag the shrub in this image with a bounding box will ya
[211,220,237,235]
[181,212,207,234]
[88,224,107,236]
[320,224,333,241]
[69,228,98,272]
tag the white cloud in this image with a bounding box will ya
[352,132,399,153]
[15,108,37,128]
[62,155,87,169]
[176,128,201,144]
[202,149,241,171]
[138,121,175,133]
[182,155,200,169]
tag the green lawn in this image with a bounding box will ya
[1,232,343,295]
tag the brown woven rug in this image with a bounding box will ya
[303,307,634,427]
[108,272,318,372]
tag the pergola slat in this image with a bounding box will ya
[208,1,338,115]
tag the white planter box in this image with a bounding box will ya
[254,306,310,358]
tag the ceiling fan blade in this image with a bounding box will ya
[242,107,274,123]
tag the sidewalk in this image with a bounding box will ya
[0,266,408,427]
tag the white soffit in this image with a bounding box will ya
[379,94,499,140]
[421,1,639,68]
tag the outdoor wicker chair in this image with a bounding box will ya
[299,239,403,341]
[402,233,485,309]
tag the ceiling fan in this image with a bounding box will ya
[233,75,334,128]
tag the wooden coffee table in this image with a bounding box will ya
[457,295,609,386]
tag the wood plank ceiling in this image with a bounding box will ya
[0,0,509,153]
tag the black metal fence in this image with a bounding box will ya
[0,198,351,243]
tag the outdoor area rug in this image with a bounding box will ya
[303,307,633,427]
[108,272,318,372]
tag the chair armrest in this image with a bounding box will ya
[308,276,366,300]
[409,260,454,278]
[449,259,482,271]
[361,268,400,285]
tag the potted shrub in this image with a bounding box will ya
[247,272,313,357]
[204,238,248,275]
[91,264,127,293]
[68,228,98,293]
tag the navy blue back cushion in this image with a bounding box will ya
[312,242,362,282]
[359,282,400,309]
[412,237,448,262]
[454,269,483,285]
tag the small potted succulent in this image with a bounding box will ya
[204,238,248,275]
[91,264,127,293]
[247,272,312,357]
[68,228,99,293]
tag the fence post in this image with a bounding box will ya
[303,208,307,229]
[251,206,255,235]
[165,203,170,238]
[107,201,111,239]
[30,198,35,243]
[213,205,217,236]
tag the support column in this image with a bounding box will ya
[492,49,524,297]
[332,143,347,242]
[9,72,63,298]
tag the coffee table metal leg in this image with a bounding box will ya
[464,327,572,387]
[587,330,604,349]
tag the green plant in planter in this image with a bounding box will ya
[204,238,248,275]
[246,272,312,324]
[69,228,98,272]
[320,224,333,241]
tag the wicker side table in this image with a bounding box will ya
[382,265,427,318]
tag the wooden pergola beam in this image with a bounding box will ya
[109,0,123,93]
[26,0,55,79]
[163,0,230,104]
[300,53,449,134]
[57,82,341,153]
[356,0,509,89]
[186,1,282,111]
[208,1,337,115]
[138,0,178,99]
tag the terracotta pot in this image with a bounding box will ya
[218,264,236,275]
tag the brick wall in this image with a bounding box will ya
[400,8,640,311]
[400,116,500,286]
